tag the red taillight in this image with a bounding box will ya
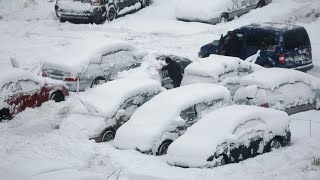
[260,103,269,108]
[91,0,101,5]
[279,53,285,64]
[64,76,79,82]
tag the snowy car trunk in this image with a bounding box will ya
[234,68,320,114]
[166,105,290,168]
[63,78,164,141]
[113,83,231,155]
[181,55,263,95]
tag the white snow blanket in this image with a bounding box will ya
[181,55,263,86]
[113,83,230,153]
[77,78,164,118]
[42,40,143,74]
[166,105,290,168]
[175,0,233,21]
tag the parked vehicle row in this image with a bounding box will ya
[55,0,150,23]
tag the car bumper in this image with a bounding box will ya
[56,6,105,20]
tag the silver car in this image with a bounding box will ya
[42,41,145,92]
[176,0,272,24]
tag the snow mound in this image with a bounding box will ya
[167,105,290,168]
[113,83,231,152]
[181,55,263,85]
[239,68,320,90]
[77,78,163,118]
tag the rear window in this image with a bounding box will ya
[283,29,310,50]
[246,32,278,50]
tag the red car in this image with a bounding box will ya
[0,68,69,121]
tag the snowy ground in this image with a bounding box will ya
[0,0,320,179]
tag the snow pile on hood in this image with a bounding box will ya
[239,68,320,90]
[113,83,230,152]
[43,40,143,73]
[77,78,163,118]
[167,105,290,168]
[181,55,263,86]
[175,0,233,21]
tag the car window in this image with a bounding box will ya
[122,93,154,119]
[1,82,22,95]
[284,29,310,50]
[17,80,40,92]
[246,32,278,51]
[232,118,265,135]
[180,105,197,127]
[100,50,137,69]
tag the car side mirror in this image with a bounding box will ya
[116,109,127,120]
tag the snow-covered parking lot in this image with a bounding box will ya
[1,0,320,179]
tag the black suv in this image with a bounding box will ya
[55,0,150,24]
[199,23,313,72]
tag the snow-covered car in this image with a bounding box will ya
[55,0,150,23]
[175,0,272,24]
[42,41,145,92]
[64,78,163,142]
[0,68,69,121]
[234,68,320,115]
[166,105,291,168]
[181,55,263,95]
[113,83,231,155]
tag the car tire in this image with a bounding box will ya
[262,63,272,68]
[91,77,107,88]
[0,108,10,122]
[51,91,65,103]
[101,128,116,142]
[266,137,283,152]
[107,5,117,21]
[59,17,66,23]
[218,13,228,23]
[218,154,229,166]
[157,140,173,155]
[257,0,266,8]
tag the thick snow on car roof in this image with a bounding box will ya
[240,68,320,90]
[113,83,230,152]
[242,23,303,32]
[182,55,263,83]
[0,67,42,91]
[175,0,232,21]
[80,78,163,118]
[166,105,290,168]
[43,40,139,72]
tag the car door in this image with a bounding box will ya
[246,0,260,10]
[230,118,265,162]
[230,0,247,18]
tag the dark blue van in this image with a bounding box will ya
[198,23,313,72]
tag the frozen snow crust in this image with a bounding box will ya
[166,105,290,168]
[182,55,263,85]
[113,83,231,153]
[77,78,164,118]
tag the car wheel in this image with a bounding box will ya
[101,129,115,142]
[0,108,10,122]
[157,140,173,155]
[218,13,228,23]
[257,0,266,8]
[107,5,117,21]
[91,77,107,88]
[217,154,229,166]
[59,17,66,23]
[51,91,65,103]
[262,63,272,68]
[265,137,283,152]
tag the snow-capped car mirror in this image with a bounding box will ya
[116,109,127,120]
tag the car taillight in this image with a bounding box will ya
[279,53,285,64]
[91,0,101,5]
[64,76,79,82]
[260,103,269,108]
